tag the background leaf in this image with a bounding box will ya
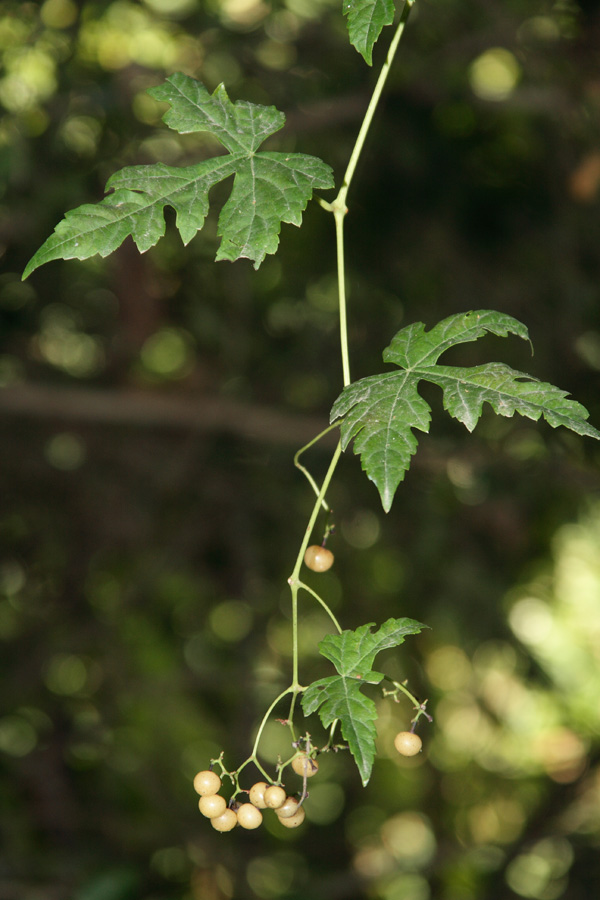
[23,75,334,277]
[302,618,425,784]
[344,0,396,65]
[331,310,600,511]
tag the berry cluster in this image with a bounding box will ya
[193,754,319,833]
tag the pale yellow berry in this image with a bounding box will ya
[237,803,263,829]
[394,731,422,757]
[304,545,334,572]
[248,781,269,809]
[211,808,237,832]
[275,796,300,819]
[199,794,227,818]
[278,806,305,828]
[291,754,319,778]
[193,770,221,796]
[264,785,286,809]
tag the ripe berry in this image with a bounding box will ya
[236,802,263,830]
[394,731,422,757]
[304,545,334,573]
[278,806,305,828]
[291,754,319,778]
[211,808,237,832]
[199,793,227,818]
[275,796,300,819]
[193,769,221,796]
[248,781,269,809]
[264,785,286,809]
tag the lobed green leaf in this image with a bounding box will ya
[331,310,600,511]
[302,617,426,784]
[23,75,334,278]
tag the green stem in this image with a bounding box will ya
[321,1,415,388]
[249,686,294,760]
[287,440,343,717]
[294,423,339,508]
[341,1,414,205]
[298,580,343,633]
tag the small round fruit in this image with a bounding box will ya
[278,806,306,828]
[304,545,334,573]
[275,796,300,819]
[291,754,319,778]
[236,802,263,830]
[394,731,422,757]
[193,769,222,796]
[199,793,227,818]
[211,808,237,832]
[248,781,269,809]
[264,785,286,809]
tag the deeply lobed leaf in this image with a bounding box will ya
[23,75,334,277]
[302,617,425,784]
[331,310,600,511]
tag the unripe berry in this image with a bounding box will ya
[278,806,305,828]
[291,754,319,778]
[264,785,286,809]
[211,808,237,832]
[199,793,227,818]
[248,781,269,809]
[394,731,422,757]
[193,769,221,796]
[304,545,334,573]
[236,802,263,830]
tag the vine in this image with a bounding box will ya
[22,0,600,834]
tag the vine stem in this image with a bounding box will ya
[244,5,417,771]
[320,0,415,388]
[294,423,340,508]
[286,440,343,730]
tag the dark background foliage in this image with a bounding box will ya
[1,1,600,899]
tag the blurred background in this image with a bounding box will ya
[2,0,600,898]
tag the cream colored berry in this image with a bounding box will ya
[275,796,300,819]
[304,545,334,572]
[248,781,269,808]
[193,770,222,796]
[291,754,319,778]
[199,793,227,818]
[278,806,305,828]
[264,785,286,809]
[394,731,422,757]
[237,802,263,829]
[211,808,237,832]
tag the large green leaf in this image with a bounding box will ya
[331,310,600,511]
[23,75,334,277]
[301,617,425,785]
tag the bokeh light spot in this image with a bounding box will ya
[469,48,521,102]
